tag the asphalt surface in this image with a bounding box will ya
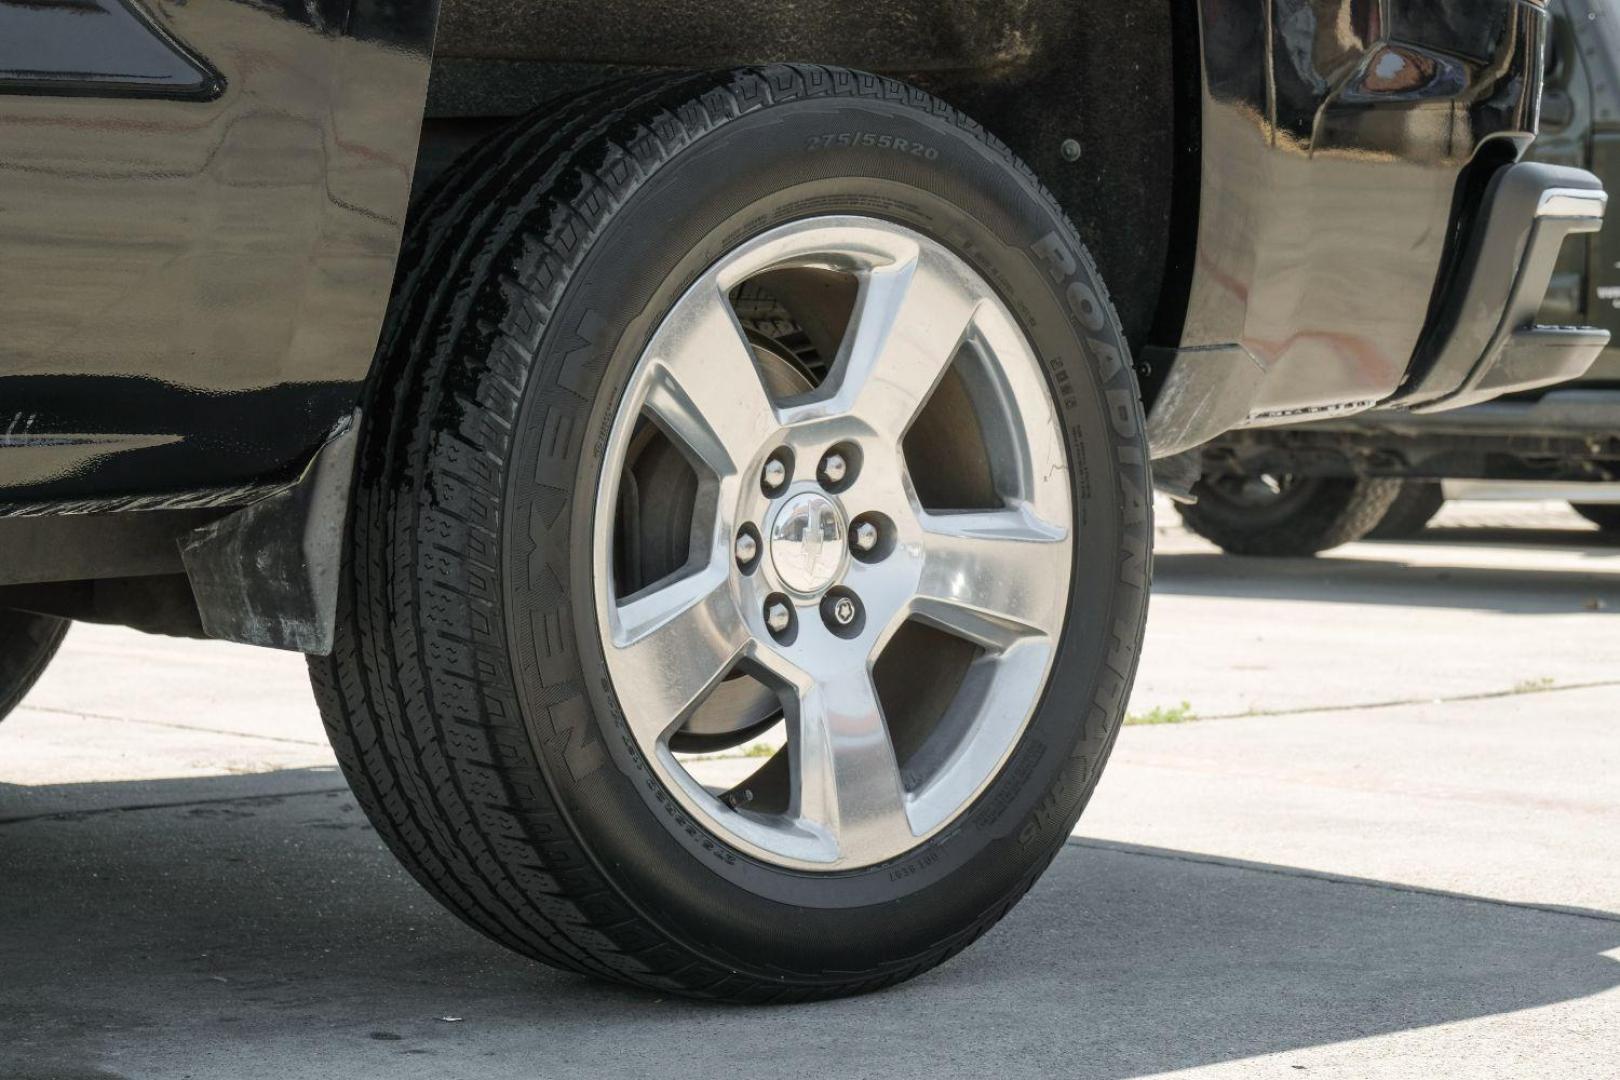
[1,500,1616,1079]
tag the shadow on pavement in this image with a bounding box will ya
[1,769,1617,1078]
[1154,550,1620,615]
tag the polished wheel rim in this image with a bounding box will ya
[592,216,1073,870]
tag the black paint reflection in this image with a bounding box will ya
[1184,0,1545,417]
[0,0,437,503]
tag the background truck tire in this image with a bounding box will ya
[1571,502,1620,533]
[308,66,1151,1002]
[1177,475,1402,557]
[1367,480,1446,540]
[0,611,69,725]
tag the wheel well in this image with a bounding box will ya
[415,1,1201,385]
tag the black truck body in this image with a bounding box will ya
[1191,0,1620,501]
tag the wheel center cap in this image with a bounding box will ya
[768,491,846,594]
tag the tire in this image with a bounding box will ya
[309,66,1151,1002]
[0,610,69,724]
[1177,474,1401,556]
[1571,502,1620,533]
[1366,480,1445,540]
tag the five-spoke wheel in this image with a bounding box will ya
[596,217,1073,869]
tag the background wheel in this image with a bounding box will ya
[0,610,69,724]
[1571,502,1620,533]
[1177,473,1401,557]
[310,65,1151,1002]
[1367,480,1445,540]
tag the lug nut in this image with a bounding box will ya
[762,458,788,492]
[765,600,792,634]
[821,452,848,486]
[734,530,758,567]
[831,596,858,627]
[852,521,879,553]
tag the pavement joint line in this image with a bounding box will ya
[1066,837,1620,926]
[1191,678,1620,723]
[0,785,351,826]
[13,704,331,748]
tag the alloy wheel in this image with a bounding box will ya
[593,216,1073,870]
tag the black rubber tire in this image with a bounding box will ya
[0,610,69,723]
[309,66,1151,1002]
[1571,502,1620,533]
[1366,480,1445,540]
[1177,476,1402,557]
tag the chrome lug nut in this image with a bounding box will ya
[821,589,864,637]
[852,521,879,553]
[765,600,792,634]
[821,452,848,486]
[734,530,758,566]
[762,458,788,492]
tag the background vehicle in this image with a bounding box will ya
[1181,0,1620,556]
[0,0,1601,1000]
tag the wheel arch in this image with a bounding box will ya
[416,0,1202,392]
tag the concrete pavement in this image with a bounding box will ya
[1,500,1616,1078]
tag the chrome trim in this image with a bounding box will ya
[1535,187,1607,226]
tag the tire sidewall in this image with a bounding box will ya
[501,81,1151,974]
[0,611,68,723]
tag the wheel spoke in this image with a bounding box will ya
[913,506,1069,648]
[609,565,747,747]
[788,249,982,438]
[791,666,914,860]
[641,283,777,476]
